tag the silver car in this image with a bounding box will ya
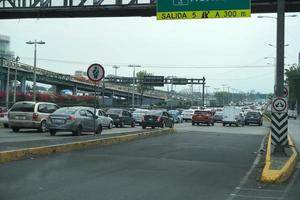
[46,107,103,136]
[96,109,114,129]
[132,109,148,125]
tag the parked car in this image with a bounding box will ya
[8,101,59,132]
[141,110,174,129]
[95,109,114,129]
[213,111,223,123]
[46,107,103,136]
[222,106,245,127]
[245,111,263,126]
[182,109,195,122]
[288,109,297,120]
[168,110,183,123]
[132,109,148,125]
[106,108,135,128]
[0,108,9,128]
[192,110,214,126]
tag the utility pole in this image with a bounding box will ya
[128,65,141,109]
[13,56,20,104]
[5,61,10,109]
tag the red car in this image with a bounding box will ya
[192,110,214,126]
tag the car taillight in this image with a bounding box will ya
[32,113,39,120]
[157,116,161,122]
[67,115,76,121]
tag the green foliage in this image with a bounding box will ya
[285,64,300,109]
[136,70,154,93]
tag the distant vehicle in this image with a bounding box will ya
[0,108,8,128]
[245,111,263,126]
[192,110,214,126]
[46,107,103,136]
[182,109,195,122]
[222,106,245,127]
[288,110,297,120]
[168,110,183,123]
[8,101,59,132]
[95,109,114,129]
[132,109,148,125]
[213,111,223,123]
[106,108,135,128]
[141,110,174,129]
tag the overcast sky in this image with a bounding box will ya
[0,13,299,93]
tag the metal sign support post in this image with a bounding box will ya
[273,0,287,154]
[94,82,97,135]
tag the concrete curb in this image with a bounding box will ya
[0,128,176,164]
[261,130,299,183]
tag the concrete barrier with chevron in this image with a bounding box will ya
[271,112,288,146]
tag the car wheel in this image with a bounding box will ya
[12,127,19,132]
[131,121,135,128]
[108,122,113,129]
[49,129,56,136]
[38,120,47,133]
[212,122,214,126]
[120,121,125,128]
[72,125,82,136]
[161,122,165,128]
[96,125,102,134]
[142,125,146,129]
[169,122,173,128]
[207,123,210,126]
[152,126,155,129]
[4,124,9,128]
[222,123,225,127]
[192,122,195,126]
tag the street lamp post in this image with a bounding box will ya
[5,61,10,109]
[12,56,20,104]
[221,84,226,106]
[128,65,141,109]
[26,40,45,102]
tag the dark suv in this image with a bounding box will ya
[106,108,135,128]
[245,111,263,126]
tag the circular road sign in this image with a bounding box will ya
[87,64,105,82]
[283,87,289,98]
[272,97,287,113]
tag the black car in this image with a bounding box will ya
[245,111,263,126]
[106,108,135,128]
[141,110,174,129]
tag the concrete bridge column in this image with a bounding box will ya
[72,85,78,96]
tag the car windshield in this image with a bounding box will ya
[195,111,210,115]
[107,109,122,115]
[147,110,162,116]
[168,110,178,114]
[10,103,35,112]
[247,112,260,117]
[53,107,77,115]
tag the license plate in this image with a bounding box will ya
[16,116,26,120]
[53,119,64,124]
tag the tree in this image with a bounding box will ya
[136,70,154,106]
[285,64,300,112]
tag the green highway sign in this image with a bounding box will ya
[157,0,251,20]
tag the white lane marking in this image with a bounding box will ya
[226,133,267,200]
[281,168,300,199]
[230,194,282,199]
[235,187,284,193]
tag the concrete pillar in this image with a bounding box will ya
[20,76,26,93]
[72,85,77,96]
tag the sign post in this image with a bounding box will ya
[156,0,251,20]
[87,63,105,135]
[271,97,288,149]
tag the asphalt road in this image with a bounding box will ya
[0,122,299,200]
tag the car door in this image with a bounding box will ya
[97,110,107,127]
[86,110,95,131]
[78,110,89,131]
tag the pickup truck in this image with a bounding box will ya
[192,110,214,126]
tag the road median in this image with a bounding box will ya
[261,130,298,183]
[0,128,175,164]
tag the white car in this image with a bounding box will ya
[288,110,297,120]
[96,109,114,129]
[182,109,195,122]
[0,111,9,128]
